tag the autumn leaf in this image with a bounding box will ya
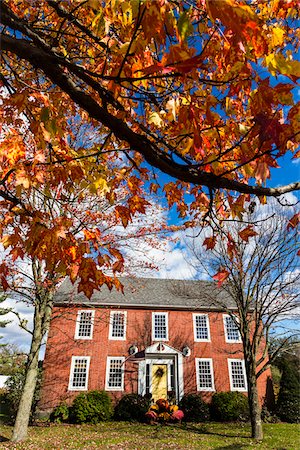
[238,226,257,242]
[213,269,230,287]
[287,213,300,231]
[203,236,217,250]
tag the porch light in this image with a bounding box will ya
[129,345,138,355]
[182,346,191,357]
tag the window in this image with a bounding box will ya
[105,357,125,390]
[152,312,168,341]
[68,356,90,390]
[228,359,247,391]
[195,358,215,391]
[193,314,210,341]
[223,314,241,343]
[109,311,127,340]
[75,310,95,339]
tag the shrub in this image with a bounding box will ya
[4,365,42,424]
[50,402,70,423]
[114,394,151,422]
[276,360,300,423]
[70,390,112,424]
[179,394,210,422]
[210,392,249,422]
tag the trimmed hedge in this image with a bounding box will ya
[114,394,151,422]
[70,390,113,424]
[179,394,210,422]
[210,392,249,422]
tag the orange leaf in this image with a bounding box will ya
[203,236,217,250]
[287,213,300,230]
[238,226,257,242]
[213,269,230,287]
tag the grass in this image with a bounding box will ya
[0,422,299,449]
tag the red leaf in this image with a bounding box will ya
[238,226,258,242]
[287,213,300,230]
[213,269,230,287]
[203,236,216,250]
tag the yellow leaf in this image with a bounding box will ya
[271,26,285,47]
[264,52,300,80]
[148,112,164,127]
[89,177,110,194]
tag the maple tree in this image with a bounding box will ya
[0,0,299,441]
[188,206,300,440]
[1,0,299,232]
[0,173,167,441]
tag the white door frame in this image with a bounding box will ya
[138,344,184,401]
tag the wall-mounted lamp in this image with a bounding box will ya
[182,346,191,357]
[129,345,138,355]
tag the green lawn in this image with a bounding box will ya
[0,422,299,449]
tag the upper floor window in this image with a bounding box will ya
[152,312,168,341]
[193,314,210,341]
[228,359,247,392]
[105,357,125,391]
[109,311,127,340]
[68,356,90,391]
[75,310,95,339]
[195,358,215,391]
[223,314,241,343]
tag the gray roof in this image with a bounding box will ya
[54,277,236,311]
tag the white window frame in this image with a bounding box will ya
[228,359,247,392]
[74,310,95,340]
[105,357,125,391]
[223,314,241,343]
[195,358,215,391]
[193,313,211,342]
[68,356,90,391]
[152,312,168,341]
[108,311,127,340]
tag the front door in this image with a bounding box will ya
[151,364,168,401]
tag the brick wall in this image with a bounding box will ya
[39,305,272,412]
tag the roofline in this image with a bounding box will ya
[53,301,238,312]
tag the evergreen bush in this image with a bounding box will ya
[276,361,300,423]
[210,392,249,422]
[70,390,112,424]
[114,393,151,422]
[178,393,210,422]
[50,402,70,423]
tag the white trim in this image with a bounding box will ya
[105,356,125,391]
[228,359,248,392]
[74,310,95,340]
[193,313,211,342]
[68,356,90,391]
[223,314,241,343]
[152,312,168,341]
[138,344,184,401]
[108,311,127,340]
[195,358,215,391]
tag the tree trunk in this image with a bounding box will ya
[247,370,263,440]
[11,316,42,442]
[11,289,53,442]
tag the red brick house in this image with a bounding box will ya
[39,278,271,414]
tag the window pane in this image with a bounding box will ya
[78,311,93,338]
[154,314,167,339]
[225,316,240,341]
[195,315,209,340]
[231,361,246,389]
[72,358,88,388]
[198,360,213,389]
[108,358,123,388]
[112,313,125,338]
